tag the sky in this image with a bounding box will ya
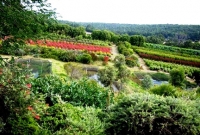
[48,0,200,24]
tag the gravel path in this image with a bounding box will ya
[111,45,119,60]
[111,45,154,72]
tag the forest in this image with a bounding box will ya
[0,0,200,135]
[60,20,200,49]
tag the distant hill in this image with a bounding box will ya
[59,20,200,41]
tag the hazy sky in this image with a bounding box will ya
[48,0,200,24]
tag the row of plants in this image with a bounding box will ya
[143,43,200,56]
[144,59,200,76]
[134,48,200,67]
[63,38,112,46]
[33,33,112,46]
[28,45,94,64]
[28,40,111,54]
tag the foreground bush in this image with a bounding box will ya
[100,93,200,135]
[0,57,39,134]
[150,84,176,97]
[32,75,113,108]
[39,103,105,135]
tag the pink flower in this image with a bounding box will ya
[26,83,31,89]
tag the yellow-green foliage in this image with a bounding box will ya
[40,103,105,135]
[101,92,200,135]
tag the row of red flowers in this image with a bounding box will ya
[139,53,200,67]
[28,40,111,54]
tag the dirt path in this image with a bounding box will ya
[111,45,119,60]
[111,45,155,72]
[133,53,158,73]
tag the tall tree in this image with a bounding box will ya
[0,0,55,39]
[130,35,145,46]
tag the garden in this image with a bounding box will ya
[0,1,200,134]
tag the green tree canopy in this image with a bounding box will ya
[170,68,185,87]
[0,0,55,39]
[98,66,116,87]
[130,35,145,46]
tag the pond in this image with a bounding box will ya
[140,79,168,85]
[152,79,168,85]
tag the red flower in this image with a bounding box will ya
[26,83,31,89]
[34,115,40,120]
[27,106,33,111]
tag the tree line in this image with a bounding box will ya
[59,21,200,50]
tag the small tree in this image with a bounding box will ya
[170,68,185,87]
[114,54,126,68]
[142,75,153,89]
[98,66,116,87]
[118,66,131,90]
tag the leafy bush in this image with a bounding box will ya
[98,66,116,87]
[114,55,126,68]
[8,115,41,135]
[150,84,176,97]
[58,50,79,62]
[0,57,37,134]
[125,55,138,67]
[170,68,185,87]
[100,93,200,135]
[39,103,105,135]
[76,53,93,64]
[32,75,113,109]
[0,38,26,55]
[141,75,153,89]
[117,42,134,56]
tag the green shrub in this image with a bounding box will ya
[58,50,78,62]
[125,55,138,67]
[39,103,105,135]
[32,75,113,109]
[8,115,41,135]
[170,68,185,87]
[150,84,176,97]
[141,75,153,89]
[122,49,133,56]
[0,38,26,55]
[76,53,92,64]
[90,52,98,61]
[0,57,36,134]
[100,93,200,135]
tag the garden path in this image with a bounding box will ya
[111,45,154,72]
